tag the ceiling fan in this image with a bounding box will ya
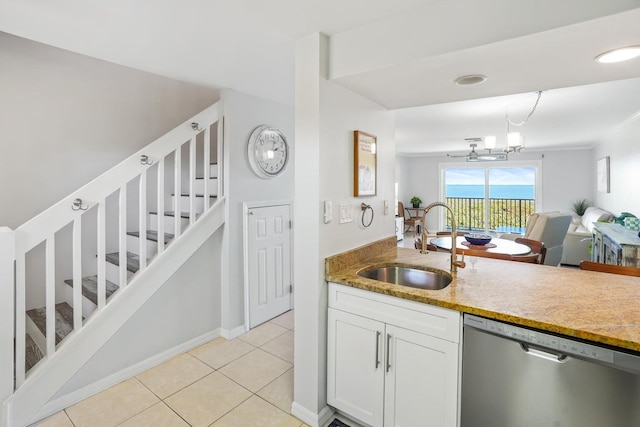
[447,138,507,162]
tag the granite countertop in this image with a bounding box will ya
[326,237,640,352]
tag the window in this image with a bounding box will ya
[441,162,539,233]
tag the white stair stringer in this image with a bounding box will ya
[4,198,226,427]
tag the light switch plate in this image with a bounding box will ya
[339,204,353,224]
[323,200,332,224]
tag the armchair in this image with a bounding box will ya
[561,207,613,266]
[501,211,572,266]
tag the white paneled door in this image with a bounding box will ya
[247,204,292,328]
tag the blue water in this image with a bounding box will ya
[446,185,534,200]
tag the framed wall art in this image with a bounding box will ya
[597,156,610,193]
[353,130,377,197]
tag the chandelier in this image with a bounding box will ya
[446,91,543,161]
[502,90,543,153]
[447,138,507,162]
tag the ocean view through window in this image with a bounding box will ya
[443,166,537,233]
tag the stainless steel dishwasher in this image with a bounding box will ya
[461,314,640,427]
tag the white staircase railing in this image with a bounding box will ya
[0,101,224,426]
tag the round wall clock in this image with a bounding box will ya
[247,125,289,179]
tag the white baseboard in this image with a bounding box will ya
[31,328,221,424]
[220,324,246,340]
[291,402,334,427]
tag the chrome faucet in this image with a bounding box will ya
[420,202,466,275]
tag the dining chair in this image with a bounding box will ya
[510,253,542,263]
[399,201,421,234]
[456,248,513,260]
[579,261,640,277]
[456,248,539,263]
[413,236,440,252]
[515,237,547,264]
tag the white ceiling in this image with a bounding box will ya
[1,0,640,155]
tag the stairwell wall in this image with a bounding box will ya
[221,89,295,332]
[50,228,223,401]
[0,32,219,229]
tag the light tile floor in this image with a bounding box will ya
[33,310,306,427]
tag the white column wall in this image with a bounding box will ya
[293,33,395,425]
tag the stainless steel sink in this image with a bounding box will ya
[358,265,452,290]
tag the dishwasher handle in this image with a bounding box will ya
[520,343,568,363]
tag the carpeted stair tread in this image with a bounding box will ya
[174,194,218,198]
[63,275,119,305]
[25,334,44,371]
[148,211,192,219]
[26,302,76,345]
[127,230,174,244]
[105,251,140,273]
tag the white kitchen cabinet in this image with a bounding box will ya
[328,308,385,426]
[327,283,460,427]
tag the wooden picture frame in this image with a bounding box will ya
[354,130,377,197]
[597,156,610,193]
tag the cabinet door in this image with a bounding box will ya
[327,308,385,427]
[384,324,459,427]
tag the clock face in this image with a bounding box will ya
[248,126,289,178]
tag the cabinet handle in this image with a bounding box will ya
[386,333,392,372]
[375,331,381,368]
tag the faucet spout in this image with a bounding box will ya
[420,202,465,275]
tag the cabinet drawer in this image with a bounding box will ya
[328,282,460,343]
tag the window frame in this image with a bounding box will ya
[437,160,542,233]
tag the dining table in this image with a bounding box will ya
[429,235,531,256]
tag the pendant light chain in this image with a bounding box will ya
[506,91,543,127]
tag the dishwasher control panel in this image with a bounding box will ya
[464,314,615,363]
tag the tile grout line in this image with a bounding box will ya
[36,311,296,427]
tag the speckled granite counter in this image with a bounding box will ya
[326,237,640,352]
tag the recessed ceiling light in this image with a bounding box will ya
[454,75,487,86]
[595,46,640,63]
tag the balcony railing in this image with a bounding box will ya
[445,197,535,233]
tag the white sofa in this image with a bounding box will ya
[561,207,613,266]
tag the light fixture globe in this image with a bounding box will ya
[454,75,487,86]
[484,135,497,150]
[595,46,640,63]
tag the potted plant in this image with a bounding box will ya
[571,199,591,217]
[410,196,422,208]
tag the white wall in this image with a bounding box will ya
[594,116,640,216]
[0,32,219,229]
[222,89,295,331]
[397,149,593,230]
[293,33,395,423]
[319,80,396,254]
